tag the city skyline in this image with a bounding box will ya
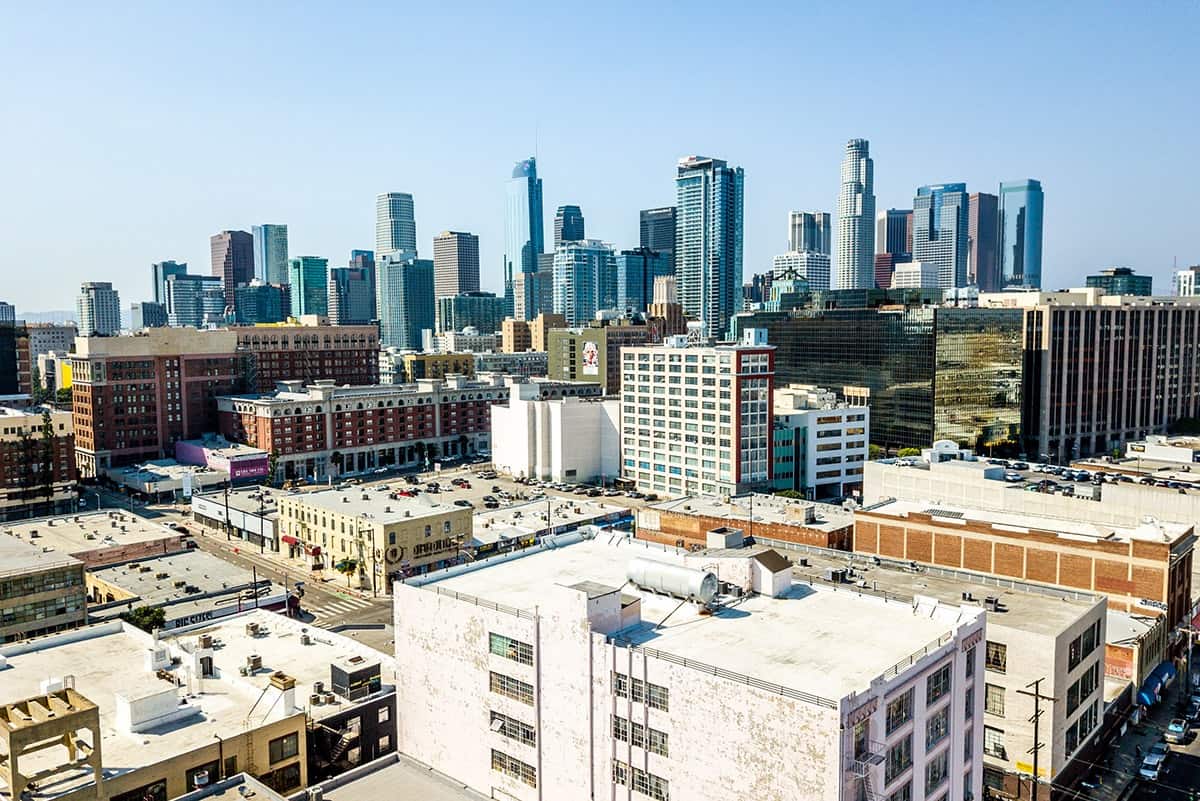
[2,4,1196,312]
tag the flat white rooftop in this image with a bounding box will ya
[0,532,81,579]
[2,511,181,558]
[649,493,853,533]
[289,487,460,524]
[88,550,284,608]
[423,536,972,701]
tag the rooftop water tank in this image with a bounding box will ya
[627,558,718,605]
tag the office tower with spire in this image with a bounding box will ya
[376,193,418,257]
[998,179,1044,289]
[912,183,970,289]
[504,158,545,319]
[836,139,876,289]
[554,205,585,246]
[210,230,254,308]
[787,211,832,255]
[639,206,677,272]
[76,282,121,336]
[967,193,999,290]
[675,155,744,339]
[252,224,289,285]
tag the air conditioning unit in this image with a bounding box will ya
[246,654,262,672]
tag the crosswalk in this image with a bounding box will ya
[304,595,377,628]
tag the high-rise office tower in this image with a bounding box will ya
[234,282,286,324]
[552,240,618,326]
[504,158,544,319]
[639,206,677,272]
[967,193,999,290]
[1086,267,1152,297]
[210,230,255,308]
[615,247,672,315]
[376,193,417,257]
[913,183,970,289]
[130,302,167,330]
[675,156,744,339]
[164,274,226,327]
[151,260,188,305]
[349,249,376,319]
[998,179,1044,289]
[327,267,375,325]
[836,139,876,289]
[787,211,832,255]
[252,224,289,285]
[432,231,481,298]
[875,209,912,258]
[772,251,831,291]
[376,253,434,350]
[553,205,585,246]
[288,256,329,317]
[76,282,121,336]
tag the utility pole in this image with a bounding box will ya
[1016,678,1057,801]
[223,480,232,541]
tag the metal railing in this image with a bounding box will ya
[427,585,534,620]
[879,631,956,681]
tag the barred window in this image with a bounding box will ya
[925,749,949,793]
[926,707,949,751]
[490,711,536,747]
[490,749,536,787]
[985,641,1007,673]
[613,672,670,712]
[489,632,534,665]
[985,684,1006,717]
[612,714,669,757]
[926,664,952,705]
[612,759,670,801]
[489,672,534,706]
[886,688,914,734]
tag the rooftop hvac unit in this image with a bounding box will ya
[824,568,847,583]
[626,558,718,605]
[156,572,169,580]
[300,634,312,646]
[309,787,324,801]
[198,634,213,649]
[313,680,324,694]
[246,622,260,637]
[310,693,323,706]
[246,654,262,672]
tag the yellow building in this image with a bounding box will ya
[401,352,474,382]
[276,488,473,591]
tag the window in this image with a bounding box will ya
[965,645,976,678]
[964,726,974,761]
[612,714,669,757]
[854,719,870,760]
[887,688,914,734]
[985,641,1007,673]
[262,763,302,793]
[378,706,390,723]
[224,756,237,778]
[379,734,392,751]
[269,732,299,764]
[925,750,949,793]
[613,672,669,711]
[1068,620,1102,672]
[887,782,911,801]
[964,686,975,721]
[111,780,167,801]
[612,760,670,801]
[490,632,534,665]
[985,684,1006,717]
[885,735,912,783]
[926,664,951,705]
[984,766,1005,791]
[185,761,220,791]
[492,711,537,747]
[983,726,1005,758]
[1066,663,1100,714]
[491,749,537,788]
[926,707,949,750]
[489,671,534,705]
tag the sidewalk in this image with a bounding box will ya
[1085,678,1188,801]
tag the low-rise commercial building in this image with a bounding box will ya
[491,383,619,484]
[191,485,279,551]
[276,488,473,591]
[401,352,475,382]
[772,385,869,500]
[106,459,229,500]
[394,533,985,801]
[0,405,77,520]
[436,329,498,354]
[636,492,853,550]
[0,532,86,643]
[175,435,269,483]
[500,313,564,354]
[3,510,190,568]
[473,351,548,378]
[1124,434,1200,464]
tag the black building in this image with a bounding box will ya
[307,655,397,783]
[639,206,677,272]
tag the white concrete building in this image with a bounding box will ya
[620,330,775,498]
[491,383,620,484]
[890,260,938,289]
[393,533,985,801]
[438,329,498,354]
[772,385,870,500]
[1125,434,1200,464]
[771,250,832,291]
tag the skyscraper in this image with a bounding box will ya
[376,253,434,350]
[375,193,417,257]
[130,302,167,330]
[639,206,677,271]
[913,183,969,289]
[234,282,286,324]
[998,179,1044,289]
[327,266,375,324]
[553,205,585,246]
[675,155,744,339]
[1086,267,1152,297]
[252,224,289,285]
[615,247,672,315]
[151,260,188,305]
[288,256,329,317]
[836,139,876,289]
[76,282,121,336]
[552,240,618,326]
[772,251,831,291]
[875,209,912,258]
[210,230,255,308]
[432,231,481,299]
[504,158,544,319]
[787,211,832,255]
[164,274,226,327]
[967,193,999,290]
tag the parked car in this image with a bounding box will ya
[484,501,500,509]
[644,493,659,501]
[627,491,645,499]
[586,488,603,497]
[1165,718,1189,744]
[482,495,497,503]
[604,489,622,496]
[453,499,474,508]
[1003,472,1023,483]
[1140,741,1170,780]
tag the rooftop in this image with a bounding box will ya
[864,498,1192,544]
[470,497,629,546]
[87,550,285,612]
[2,511,182,559]
[319,753,487,801]
[284,488,462,525]
[193,485,280,518]
[0,531,82,580]
[648,493,854,533]
[421,535,975,701]
[178,437,269,459]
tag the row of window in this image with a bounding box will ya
[612,760,670,801]
[491,749,537,787]
[613,672,670,711]
[489,632,534,666]
[612,715,669,757]
[489,671,534,706]
[490,711,536,747]
[1068,620,1102,672]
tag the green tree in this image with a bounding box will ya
[897,447,922,457]
[54,387,73,406]
[121,605,167,632]
[868,444,885,460]
[267,452,279,486]
[775,489,805,499]
[334,558,358,587]
[39,408,54,515]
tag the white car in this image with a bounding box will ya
[1140,742,1170,780]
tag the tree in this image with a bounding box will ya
[39,408,54,515]
[54,387,73,406]
[897,447,922,457]
[775,489,805,499]
[868,444,885,460]
[121,605,166,632]
[267,452,279,486]
[334,558,358,587]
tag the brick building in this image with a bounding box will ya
[636,493,854,551]
[853,499,1194,626]
[231,319,379,391]
[0,405,76,520]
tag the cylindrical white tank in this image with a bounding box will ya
[627,558,718,604]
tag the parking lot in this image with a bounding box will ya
[979,458,1147,499]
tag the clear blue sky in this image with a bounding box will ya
[2,2,1196,312]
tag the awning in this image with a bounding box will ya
[281,535,299,546]
[1137,661,1177,706]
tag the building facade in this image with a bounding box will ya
[0,405,77,520]
[164,273,226,327]
[913,183,969,289]
[376,192,417,257]
[968,193,999,291]
[836,139,876,290]
[234,281,287,324]
[997,179,1043,290]
[505,158,545,319]
[787,210,832,254]
[1085,267,1152,296]
[772,250,831,292]
[287,256,329,317]
[552,240,617,326]
[151,260,188,305]
[548,317,661,395]
[231,320,379,391]
[877,208,913,259]
[675,155,744,339]
[376,254,433,350]
[77,282,121,336]
[130,302,167,330]
[437,292,504,335]
[432,230,481,303]
[491,384,619,484]
[639,206,676,272]
[253,224,290,285]
[772,386,869,500]
[553,205,585,246]
[615,247,672,315]
[474,350,548,378]
[210,230,255,309]
[327,266,374,325]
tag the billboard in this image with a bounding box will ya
[582,340,600,376]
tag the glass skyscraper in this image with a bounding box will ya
[252,224,289,285]
[287,256,329,317]
[998,179,1044,289]
[675,155,744,339]
[836,139,875,289]
[375,193,417,257]
[787,211,832,255]
[504,158,544,320]
[376,253,434,350]
[913,183,969,288]
[554,205,585,246]
[615,247,672,314]
[639,206,677,272]
[552,240,617,326]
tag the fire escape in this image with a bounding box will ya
[846,741,886,801]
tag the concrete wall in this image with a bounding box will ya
[492,397,619,485]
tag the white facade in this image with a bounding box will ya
[439,329,498,354]
[772,250,832,291]
[393,535,985,801]
[773,386,870,500]
[1126,434,1200,463]
[890,260,939,289]
[77,281,121,336]
[491,385,620,484]
[836,139,876,290]
[620,334,774,498]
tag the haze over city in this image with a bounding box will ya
[2,2,1196,311]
